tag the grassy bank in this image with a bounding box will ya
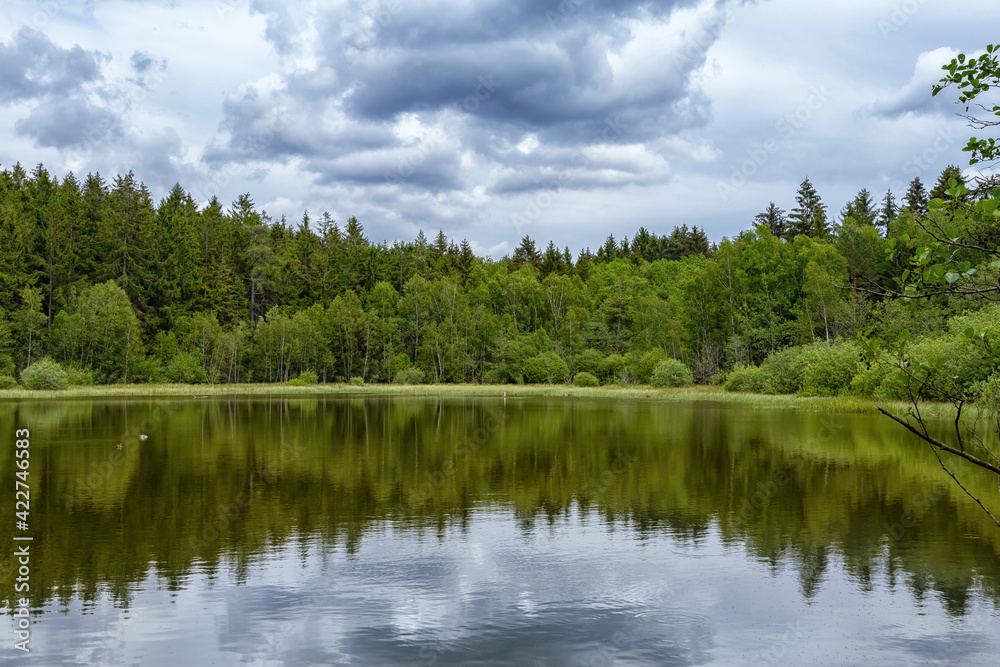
[0,381,962,417]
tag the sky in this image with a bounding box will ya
[1,0,998,258]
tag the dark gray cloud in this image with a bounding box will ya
[206,0,729,203]
[0,27,103,104]
[15,95,122,149]
[130,50,154,72]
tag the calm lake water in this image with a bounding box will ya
[2,395,999,666]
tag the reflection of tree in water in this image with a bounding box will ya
[1,396,999,615]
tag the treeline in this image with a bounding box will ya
[0,161,994,389]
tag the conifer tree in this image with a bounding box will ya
[903,177,929,216]
[876,189,897,236]
[840,188,878,227]
[929,164,967,202]
[787,177,829,238]
[753,202,788,239]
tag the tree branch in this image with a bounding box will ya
[876,406,1000,475]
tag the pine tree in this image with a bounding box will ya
[787,177,829,239]
[540,240,564,276]
[513,235,539,268]
[753,202,788,239]
[876,189,897,235]
[903,177,928,216]
[840,188,878,227]
[929,164,967,202]
[686,226,710,256]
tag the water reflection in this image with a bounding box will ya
[0,396,998,665]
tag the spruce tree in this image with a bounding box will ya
[512,235,539,268]
[903,177,929,216]
[840,188,878,227]
[929,164,967,202]
[876,189,897,235]
[753,202,788,239]
[787,177,829,238]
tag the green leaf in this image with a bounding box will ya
[946,228,961,240]
[945,272,960,284]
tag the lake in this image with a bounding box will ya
[2,395,999,666]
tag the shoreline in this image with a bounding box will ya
[0,382,961,417]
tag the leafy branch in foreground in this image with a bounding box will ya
[933,44,1000,166]
[859,47,1000,527]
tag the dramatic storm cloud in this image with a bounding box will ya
[0,0,998,255]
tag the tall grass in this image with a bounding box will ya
[0,381,965,417]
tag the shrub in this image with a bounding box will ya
[165,352,207,384]
[650,359,694,388]
[573,371,600,387]
[799,342,859,397]
[601,354,627,383]
[394,367,426,385]
[287,370,319,386]
[482,368,502,385]
[724,365,772,393]
[708,369,729,386]
[349,376,365,386]
[390,353,412,375]
[634,349,668,385]
[573,348,605,375]
[971,372,1000,416]
[524,352,570,384]
[21,358,69,391]
[760,346,807,394]
[131,357,166,384]
[65,367,95,386]
[0,376,17,389]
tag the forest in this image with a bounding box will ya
[0,160,998,404]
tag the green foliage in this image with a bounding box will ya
[394,367,426,385]
[632,349,668,384]
[0,376,17,389]
[350,376,365,386]
[166,352,208,384]
[287,370,319,386]
[760,346,807,394]
[650,359,694,388]
[21,357,69,390]
[602,354,627,384]
[572,371,600,387]
[971,372,1000,415]
[724,365,772,394]
[524,352,570,384]
[65,367,95,387]
[798,342,860,397]
[933,45,1000,164]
